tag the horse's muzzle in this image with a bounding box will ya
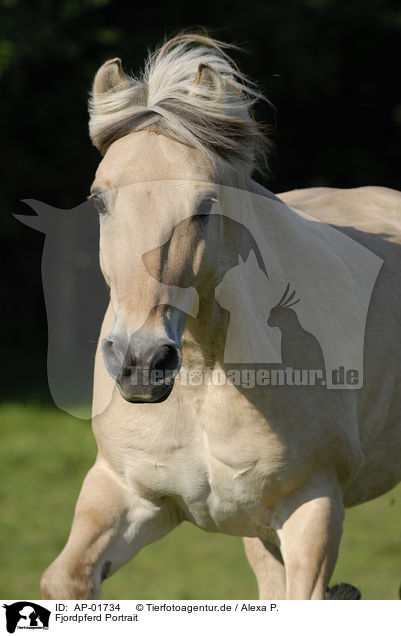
[102,334,182,403]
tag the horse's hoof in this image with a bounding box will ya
[325,583,361,599]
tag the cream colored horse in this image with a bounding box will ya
[41,35,401,600]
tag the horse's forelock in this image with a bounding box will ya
[89,34,270,174]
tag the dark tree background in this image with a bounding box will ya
[1,0,400,401]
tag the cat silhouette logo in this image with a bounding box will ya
[2,602,50,633]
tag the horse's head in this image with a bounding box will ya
[92,131,220,402]
[89,35,267,403]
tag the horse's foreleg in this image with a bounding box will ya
[243,537,286,599]
[275,473,344,600]
[41,460,178,599]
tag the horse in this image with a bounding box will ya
[41,34,401,600]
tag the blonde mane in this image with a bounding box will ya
[89,34,269,174]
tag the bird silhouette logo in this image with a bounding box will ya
[267,283,325,374]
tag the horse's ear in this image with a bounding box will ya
[192,63,225,100]
[92,58,130,98]
[192,63,250,121]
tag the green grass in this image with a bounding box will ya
[0,403,399,599]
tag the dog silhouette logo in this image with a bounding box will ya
[2,602,50,633]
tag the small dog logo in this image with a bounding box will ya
[3,602,50,633]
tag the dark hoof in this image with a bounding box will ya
[326,583,361,599]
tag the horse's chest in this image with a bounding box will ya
[193,451,278,536]
[128,430,287,538]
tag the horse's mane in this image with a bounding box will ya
[89,33,269,172]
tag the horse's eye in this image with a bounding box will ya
[193,196,217,223]
[91,194,107,214]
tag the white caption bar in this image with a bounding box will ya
[1,600,399,636]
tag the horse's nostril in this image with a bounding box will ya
[150,344,179,374]
[103,337,114,351]
[102,335,130,381]
[102,333,181,400]
[120,364,132,377]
